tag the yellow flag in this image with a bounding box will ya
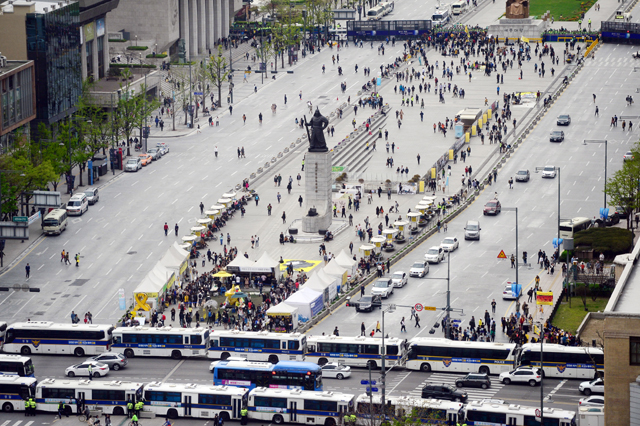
[521,36,529,43]
[465,25,469,34]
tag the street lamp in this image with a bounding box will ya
[379,304,395,413]
[583,140,608,210]
[535,320,545,426]
[535,166,561,245]
[503,207,520,300]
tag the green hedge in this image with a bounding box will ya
[110,63,156,69]
[127,45,149,51]
[109,39,127,42]
[146,53,168,58]
[574,227,634,258]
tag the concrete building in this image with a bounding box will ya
[0,56,36,153]
[107,0,240,59]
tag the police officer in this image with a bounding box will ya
[240,407,248,425]
[24,398,30,416]
[30,397,37,416]
[349,413,356,425]
[127,399,134,418]
[57,401,65,419]
[135,400,142,417]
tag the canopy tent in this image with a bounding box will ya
[133,262,175,318]
[226,255,254,271]
[304,271,337,302]
[227,254,274,274]
[254,252,281,279]
[266,302,299,332]
[159,242,190,278]
[323,259,348,286]
[317,267,340,294]
[285,287,323,323]
[335,249,357,277]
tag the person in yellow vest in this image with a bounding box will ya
[343,414,350,425]
[31,398,37,416]
[24,398,30,416]
[240,407,248,425]
[131,413,139,426]
[127,400,133,418]
[349,413,356,425]
[135,400,143,416]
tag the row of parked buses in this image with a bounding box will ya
[366,2,394,20]
[0,322,604,381]
[0,376,577,425]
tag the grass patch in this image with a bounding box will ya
[109,39,127,42]
[530,0,596,21]
[552,297,608,334]
[146,53,168,59]
[127,45,149,51]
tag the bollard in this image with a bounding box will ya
[471,124,477,136]
[487,108,492,120]
[465,132,470,143]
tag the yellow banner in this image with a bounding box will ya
[536,291,553,305]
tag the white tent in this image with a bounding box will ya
[226,255,256,273]
[266,302,299,331]
[335,249,357,277]
[285,288,323,323]
[133,262,175,318]
[255,252,281,279]
[160,242,190,277]
[304,271,337,302]
[323,259,348,287]
[317,267,339,293]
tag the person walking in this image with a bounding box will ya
[164,222,169,236]
[414,313,421,328]
[361,322,366,336]
[75,253,80,267]
[25,263,30,279]
[282,211,286,224]
[491,299,496,314]
[88,364,93,381]
[400,317,406,332]
[175,223,179,236]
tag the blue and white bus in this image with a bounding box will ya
[3,322,114,356]
[248,387,354,426]
[0,375,36,413]
[211,360,323,391]
[517,343,604,379]
[112,326,210,359]
[306,335,407,369]
[0,355,35,377]
[208,330,306,363]
[0,321,7,346]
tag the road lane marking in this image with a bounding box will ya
[162,360,185,382]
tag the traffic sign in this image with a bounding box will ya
[497,250,507,259]
[452,319,461,323]
[414,303,423,312]
[361,380,376,385]
[366,387,379,392]
[12,216,28,223]
[194,91,203,96]
[535,408,541,420]
[424,306,437,311]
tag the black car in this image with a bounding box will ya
[557,114,571,126]
[421,384,468,402]
[455,373,491,389]
[350,295,382,312]
[613,206,629,219]
[549,131,564,142]
[604,212,620,226]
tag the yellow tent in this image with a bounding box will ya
[213,270,233,278]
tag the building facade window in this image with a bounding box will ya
[86,40,94,79]
[631,337,640,365]
[97,36,104,79]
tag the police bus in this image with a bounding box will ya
[0,355,35,377]
[406,337,517,375]
[517,343,604,379]
[248,387,354,426]
[0,321,7,346]
[355,394,463,424]
[208,330,306,363]
[35,378,144,415]
[3,322,114,356]
[143,382,247,420]
[463,400,576,426]
[112,326,210,359]
[0,375,36,412]
[306,335,407,368]
[211,360,323,391]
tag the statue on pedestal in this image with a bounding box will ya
[505,0,529,19]
[304,108,329,153]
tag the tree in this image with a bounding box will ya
[604,153,640,229]
[113,68,148,155]
[206,46,230,111]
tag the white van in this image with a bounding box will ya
[464,220,481,240]
[432,9,451,24]
[451,0,467,16]
[43,209,68,235]
[66,193,89,216]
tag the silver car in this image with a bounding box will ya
[125,157,142,172]
[147,148,161,160]
[390,271,408,288]
[86,352,127,370]
[84,188,99,205]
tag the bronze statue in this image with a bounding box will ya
[505,0,529,19]
[304,108,329,152]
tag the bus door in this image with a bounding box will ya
[289,401,298,422]
[77,392,86,413]
[449,410,458,424]
[232,396,242,419]
[506,415,518,425]
[183,395,192,417]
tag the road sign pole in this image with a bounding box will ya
[368,363,373,420]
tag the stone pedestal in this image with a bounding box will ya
[302,151,333,233]
[488,18,547,41]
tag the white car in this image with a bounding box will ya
[623,151,634,161]
[579,395,604,406]
[321,363,351,380]
[371,278,394,298]
[66,360,110,378]
[409,261,429,278]
[425,246,445,263]
[156,142,170,155]
[541,166,557,178]
[502,284,521,300]
[125,157,142,172]
[391,271,408,287]
[579,377,604,395]
[499,367,541,386]
[440,237,459,252]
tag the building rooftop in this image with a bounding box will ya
[0,57,33,77]
[0,0,77,14]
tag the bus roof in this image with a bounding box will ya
[464,400,576,419]
[145,382,249,396]
[520,343,603,355]
[250,387,355,402]
[356,393,462,410]
[114,326,208,335]
[212,360,320,372]
[308,335,406,345]
[273,361,321,372]
[0,354,32,362]
[38,378,144,391]
[9,322,113,331]
[44,209,67,219]
[212,330,304,340]
[409,337,516,350]
[559,217,590,226]
[0,375,37,386]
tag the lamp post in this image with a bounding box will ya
[535,166,561,244]
[379,304,394,412]
[535,320,545,425]
[503,207,519,299]
[583,140,608,210]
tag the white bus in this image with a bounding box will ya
[559,217,591,239]
[42,209,68,235]
[0,375,36,413]
[248,387,354,426]
[329,27,347,41]
[379,2,394,15]
[143,382,247,420]
[306,335,407,368]
[367,5,385,20]
[517,343,604,379]
[35,378,144,416]
[355,394,463,424]
[208,330,306,363]
[406,337,517,375]
[3,322,114,356]
[0,355,35,377]
[432,9,451,25]
[0,321,8,346]
[451,0,467,15]
[463,400,576,426]
[112,326,210,359]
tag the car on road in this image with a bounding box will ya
[613,206,630,219]
[502,284,521,300]
[604,212,620,226]
[147,148,161,160]
[410,261,429,278]
[425,246,445,263]
[84,187,99,205]
[85,352,127,371]
[66,360,110,377]
[139,153,153,166]
[515,169,530,182]
[464,220,481,240]
[125,157,142,172]
[550,130,565,142]
[579,377,604,395]
[371,278,394,298]
[321,363,351,380]
[483,199,501,215]
[579,395,604,406]
[624,151,635,161]
[421,384,467,402]
[350,295,382,312]
[557,114,571,126]
[156,142,170,155]
[66,193,89,216]
[455,373,491,389]
[440,237,459,252]
[499,367,541,386]
[390,271,408,287]
[541,166,557,178]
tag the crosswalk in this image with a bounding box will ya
[404,373,505,401]
[1,421,35,426]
